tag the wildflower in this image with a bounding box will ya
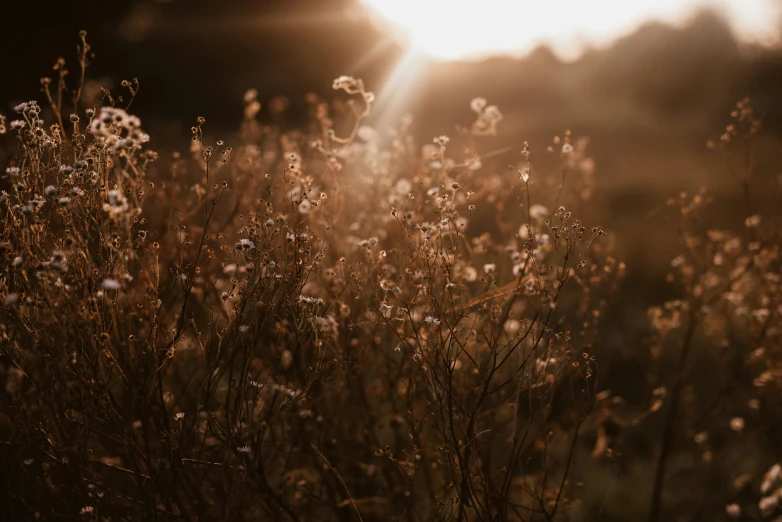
[484,105,502,121]
[358,237,379,247]
[379,302,393,318]
[174,412,185,421]
[280,349,293,369]
[91,107,128,135]
[12,257,22,268]
[4,293,18,306]
[5,167,20,177]
[483,263,496,274]
[287,153,302,172]
[395,178,412,195]
[470,97,487,113]
[298,295,324,306]
[433,135,450,148]
[332,75,358,91]
[529,204,549,220]
[90,107,148,151]
[424,316,440,326]
[271,383,301,398]
[234,238,256,251]
[504,319,521,334]
[729,417,745,432]
[762,464,782,494]
[57,197,70,207]
[244,88,258,103]
[265,218,275,228]
[79,506,94,515]
[745,214,762,228]
[237,446,251,453]
[463,266,478,282]
[100,279,121,290]
[51,251,68,272]
[298,199,312,214]
[759,495,779,516]
[752,309,771,322]
[357,125,376,142]
[725,504,741,519]
[44,185,57,197]
[472,103,503,135]
[103,190,129,217]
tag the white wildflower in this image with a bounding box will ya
[332,75,358,92]
[529,204,548,220]
[234,238,256,251]
[725,503,741,519]
[745,214,762,228]
[100,279,121,290]
[470,97,487,113]
[433,135,450,148]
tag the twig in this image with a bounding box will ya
[311,443,364,522]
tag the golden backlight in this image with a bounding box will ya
[361,0,780,61]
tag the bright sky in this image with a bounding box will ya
[361,0,781,61]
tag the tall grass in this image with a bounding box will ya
[1,34,780,522]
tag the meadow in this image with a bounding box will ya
[1,32,781,521]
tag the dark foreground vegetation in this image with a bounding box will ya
[1,34,781,521]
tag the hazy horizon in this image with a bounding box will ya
[362,0,782,60]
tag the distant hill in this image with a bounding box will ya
[2,1,781,136]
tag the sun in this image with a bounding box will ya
[360,0,780,61]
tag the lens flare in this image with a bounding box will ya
[361,0,780,61]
